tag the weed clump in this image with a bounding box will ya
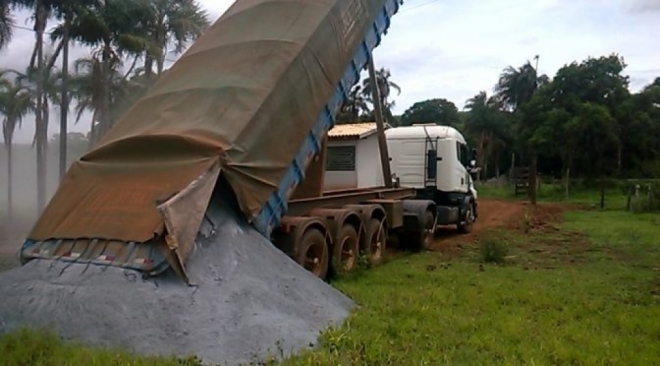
[478,232,509,264]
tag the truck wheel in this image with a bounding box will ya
[332,224,359,275]
[297,228,329,279]
[400,210,434,252]
[457,203,475,234]
[364,218,386,265]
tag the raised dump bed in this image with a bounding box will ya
[19,0,408,282]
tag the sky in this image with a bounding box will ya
[1,0,659,143]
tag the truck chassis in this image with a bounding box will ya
[273,187,436,279]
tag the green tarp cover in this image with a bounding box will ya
[29,0,387,259]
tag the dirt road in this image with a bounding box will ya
[430,199,567,256]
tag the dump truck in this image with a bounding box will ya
[19,0,440,282]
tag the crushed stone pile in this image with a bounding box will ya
[0,198,354,365]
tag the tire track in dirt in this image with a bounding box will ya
[430,199,572,258]
[430,199,527,256]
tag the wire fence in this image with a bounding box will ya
[477,176,660,213]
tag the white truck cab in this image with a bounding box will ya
[379,124,479,233]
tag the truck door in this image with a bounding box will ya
[455,141,471,193]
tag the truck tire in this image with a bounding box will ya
[399,210,435,252]
[332,224,359,275]
[297,228,329,279]
[364,218,386,265]
[457,203,475,234]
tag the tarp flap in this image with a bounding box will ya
[28,150,218,242]
[158,162,222,277]
[29,0,385,244]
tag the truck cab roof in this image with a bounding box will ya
[385,124,467,144]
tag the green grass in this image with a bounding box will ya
[283,209,660,365]
[0,328,203,366]
[2,207,660,365]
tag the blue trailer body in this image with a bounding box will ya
[254,0,402,237]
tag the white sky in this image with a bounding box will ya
[1,0,659,143]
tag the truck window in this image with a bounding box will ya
[456,142,470,167]
[456,142,462,163]
[326,145,356,171]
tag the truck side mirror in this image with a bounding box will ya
[471,148,478,160]
[426,149,437,180]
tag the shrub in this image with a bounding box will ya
[478,232,509,264]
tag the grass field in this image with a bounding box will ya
[1,193,659,365]
[279,208,660,365]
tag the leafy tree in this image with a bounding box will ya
[614,93,656,176]
[565,102,620,180]
[495,58,548,203]
[645,77,660,91]
[464,91,511,179]
[519,89,572,175]
[539,54,629,175]
[616,79,660,176]
[400,98,459,127]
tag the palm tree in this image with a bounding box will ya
[494,59,548,204]
[0,2,14,50]
[6,54,62,213]
[0,75,34,221]
[361,67,401,121]
[14,54,63,146]
[69,56,104,145]
[337,84,369,123]
[65,0,152,144]
[143,0,210,77]
[465,90,501,111]
[69,55,144,147]
[48,0,100,179]
[494,61,548,113]
[11,0,57,212]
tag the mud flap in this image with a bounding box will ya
[157,163,222,283]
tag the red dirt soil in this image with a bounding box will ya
[430,199,568,257]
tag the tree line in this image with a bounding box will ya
[338,54,660,192]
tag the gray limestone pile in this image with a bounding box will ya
[0,200,354,365]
